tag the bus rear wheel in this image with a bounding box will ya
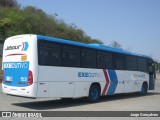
[88,85,100,103]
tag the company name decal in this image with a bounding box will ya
[3,61,29,87]
[5,42,29,51]
[78,72,102,77]
[133,74,146,78]
[5,45,21,51]
[3,62,29,69]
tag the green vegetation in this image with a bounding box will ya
[109,40,122,48]
[0,0,102,44]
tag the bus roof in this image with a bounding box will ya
[37,35,151,59]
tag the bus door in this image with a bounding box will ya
[148,60,155,90]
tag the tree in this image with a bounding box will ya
[0,1,103,44]
[110,40,122,48]
[0,17,12,41]
[0,0,19,8]
[157,62,160,72]
[124,47,132,52]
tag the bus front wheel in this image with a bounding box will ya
[88,85,100,103]
[139,82,148,95]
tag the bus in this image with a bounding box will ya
[2,34,155,102]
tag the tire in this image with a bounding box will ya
[88,85,100,103]
[139,82,148,95]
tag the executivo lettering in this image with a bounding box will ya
[3,62,29,69]
[78,72,102,78]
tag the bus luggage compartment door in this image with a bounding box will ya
[37,82,49,97]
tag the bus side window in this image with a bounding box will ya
[97,51,112,69]
[48,48,61,66]
[39,49,48,65]
[113,54,125,70]
[138,58,147,72]
[81,48,96,68]
[62,45,80,67]
[126,56,138,71]
[38,41,61,66]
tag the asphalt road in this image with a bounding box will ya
[0,80,160,112]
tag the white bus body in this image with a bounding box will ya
[2,35,38,97]
[2,34,155,102]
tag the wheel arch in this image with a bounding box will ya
[143,81,148,90]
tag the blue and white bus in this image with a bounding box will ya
[2,34,155,102]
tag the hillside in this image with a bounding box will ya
[0,0,102,44]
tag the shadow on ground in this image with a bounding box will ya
[12,91,160,110]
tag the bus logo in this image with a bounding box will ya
[21,42,29,51]
[5,45,21,51]
[5,42,29,51]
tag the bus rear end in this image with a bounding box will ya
[2,34,38,98]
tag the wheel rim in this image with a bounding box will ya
[141,84,147,94]
[91,89,98,100]
[141,86,145,94]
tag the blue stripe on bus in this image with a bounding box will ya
[107,70,118,95]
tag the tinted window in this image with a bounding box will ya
[38,41,61,66]
[81,48,96,68]
[97,51,112,69]
[126,56,137,70]
[114,55,125,70]
[63,45,80,67]
[138,58,147,71]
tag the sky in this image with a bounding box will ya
[17,0,160,62]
